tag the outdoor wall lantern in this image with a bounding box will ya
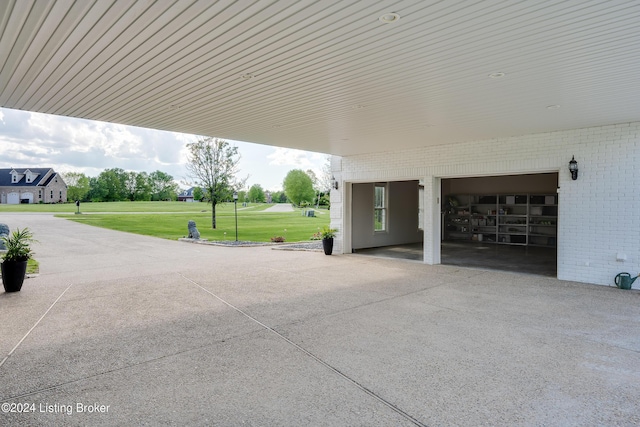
[331,176,339,190]
[568,156,578,180]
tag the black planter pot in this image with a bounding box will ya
[1,260,28,292]
[322,238,334,255]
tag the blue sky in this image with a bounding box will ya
[0,107,328,191]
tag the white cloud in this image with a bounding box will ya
[267,147,316,169]
[0,109,190,179]
[260,147,329,191]
[0,108,328,192]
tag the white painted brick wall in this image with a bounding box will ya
[330,122,640,287]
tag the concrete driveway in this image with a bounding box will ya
[0,213,638,426]
[263,203,294,212]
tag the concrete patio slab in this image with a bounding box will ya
[0,213,638,426]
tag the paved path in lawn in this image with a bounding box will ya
[0,213,639,426]
[263,203,294,212]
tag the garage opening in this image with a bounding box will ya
[21,192,34,204]
[351,180,423,260]
[441,173,558,276]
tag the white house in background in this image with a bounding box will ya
[1,1,639,286]
[0,168,67,204]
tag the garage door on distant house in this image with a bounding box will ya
[7,192,19,204]
[21,192,33,204]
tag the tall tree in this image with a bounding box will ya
[192,187,203,202]
[247,184,266,203]
[306,169,322,208]
[283,169,315,206]
[306,169,318,188]
[185,137,246,229]
[134,172,152,201]
[63,172,90,202]
[149,170,179,201]
[124,171,138,201]
[87,176,107,201]
[96,168,127,201]
[270,191,287,203]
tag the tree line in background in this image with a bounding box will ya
[63,169,181,202]
[63,138,333,224]
[64,165,331,207]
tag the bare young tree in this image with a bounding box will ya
[320,155,332,191]
[314,156,333,208]
[185,137,246,229]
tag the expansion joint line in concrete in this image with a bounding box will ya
[0,283,73,369]
[180,273,428,427]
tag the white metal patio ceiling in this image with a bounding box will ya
[1,0,639,156]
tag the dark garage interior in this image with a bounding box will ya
[354,174,558,277]
[441,173,558,276]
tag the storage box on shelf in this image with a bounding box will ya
[444,193,557,247]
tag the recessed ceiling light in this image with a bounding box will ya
[379,12,400,24]
[169,104,181,110]
[488,72,506,78]
[241,73,255,80]
[546,104,561,110]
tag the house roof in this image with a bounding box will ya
[179,188,195,197]
[0,168,53,187]
[1,1,639,156]
[40,172,59,187]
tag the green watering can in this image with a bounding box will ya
[614,272,639,290]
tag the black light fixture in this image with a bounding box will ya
[569,156,578,180]
[331,176,338,190]
[233,191,239,241]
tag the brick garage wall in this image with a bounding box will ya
[330,122,640,286]
[44,176,68,203]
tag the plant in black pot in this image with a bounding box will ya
[1,228,35,292]
[320,226,338,256]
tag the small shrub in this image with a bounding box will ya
[320,226,337,239]
[1,227,36,262]
[270,236,286,243]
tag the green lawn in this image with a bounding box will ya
[27,258,39,274]
[38,202,330,242]
[0,201,225,213]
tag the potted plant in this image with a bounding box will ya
[320,226,337,255]
[1,228,35,292]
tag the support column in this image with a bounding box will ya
[423,176,441,265]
